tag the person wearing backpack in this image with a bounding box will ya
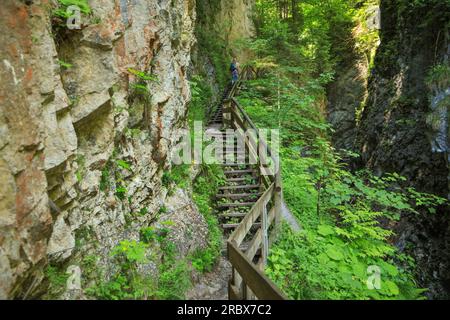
[230,57,240,84]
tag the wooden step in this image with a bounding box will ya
[218,184,260,191]
[221,163,250,168]
[208,134,229,137]
[216,192,262,200]
[218,202,256,208]
[222,223,261,229]
[224,169,256,175]
[219,212,247,218]
[226,177,257,182]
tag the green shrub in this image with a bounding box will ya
[239,72,445,300]
[53,0,91,19]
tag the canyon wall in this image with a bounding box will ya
[0,0,197,299]
[193,0,255,91]
[356,0,449,298]
[328,0,450,298]
[356,1,449,195]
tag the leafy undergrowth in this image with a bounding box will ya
[83,75,225,300]
[190,164,226,273]
[238,77,445,300]
[235,0,447,300]
[85,162,225,300]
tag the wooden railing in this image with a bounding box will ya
[222,66,287,300]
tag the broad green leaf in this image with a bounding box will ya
[318,224,334,236]
[384,281,400,296]
[326,246,344,261]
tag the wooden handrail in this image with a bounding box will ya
[222,65,286,300]
[229,183,274,246]
[231,97,278,168]
[227,241,287,300]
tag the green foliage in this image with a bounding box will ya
[253,0,357,76]
[111,240,148,265]
[162,164,191,194]
[53,0,91,19]
[127,68,157,108]
[266,224,427,300]
[128,68,158,82]
[244,75,445,298]
[188,75,213,126]
[189,164,226,273]
[58,59,73,69]
[156,260,191,299]
[140,225,170,244]
[426,63,450,90]
[87,231,191,300]
[238,39,445,299]
[99,166,110,191]
[45,265,69,299]
[352,0,381,70]
[99,156,133,201]
[116,159,132,171]
[195,28,230,87]
[115,185,128,200]
[75,154,85,183]
[158,205,168,215]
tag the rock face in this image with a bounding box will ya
[356,2,449,193]
[0,0,197,299]
[353,1,449,298]
[327,45,369,152]
[212,0,255,62]
[193,0,255,90]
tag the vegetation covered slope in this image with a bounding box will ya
[236,0,447,299]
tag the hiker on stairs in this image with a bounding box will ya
[230,57,240,85]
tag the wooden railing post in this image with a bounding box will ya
[273,163,282,240]
[223,99,232,129]
[225,66,287,301]
[261,202,269,265]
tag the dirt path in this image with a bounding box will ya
[186,241,231,300]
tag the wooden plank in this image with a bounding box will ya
[228,281,242,300]
[246,228,262,261]
[219,212,247,218]
[232,99,258,131]
[231,109,246,130]
[226,177,257,182]
[261,203,269,265]
[224,169,256,175]
[227,241,287,300]
[216,193,262,200]
[222,163,249,167]
[234,129,259,165]
[260,175,272,189]
[218,184,259,191]
[268,206,275,226]
[273,169,282,240]
[223,223,261,229]
[218,202,256,208]
[245,204,276,261]
[231,98,279,166]
[229,183,274,246]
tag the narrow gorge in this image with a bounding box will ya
[0,0,449,301]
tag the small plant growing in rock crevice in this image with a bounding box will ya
[52,0,91,20]
[58,59,73,69]
[86,226,191,300]
[44,265,70,299]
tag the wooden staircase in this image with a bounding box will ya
[206,67,287,300]
[207,85,232,126]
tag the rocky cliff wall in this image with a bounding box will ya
[0,0,198,299]
[193,0,255,90]
[346,0,449,298]
[356,1,449,194]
